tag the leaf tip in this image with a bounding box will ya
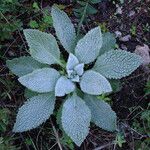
[12,123,23,133]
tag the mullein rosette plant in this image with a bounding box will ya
[7,6,142,146]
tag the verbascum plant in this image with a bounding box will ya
[6,6,142,146]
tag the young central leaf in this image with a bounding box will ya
[55,76,75,96]
[62,94,91,146]
[66,53,79,70]
[74,63,84,76]
[18,68,60,93]
[23,29,60,65]
[75,27,102,64]
[66,53,84,82]
[67,70,80,82]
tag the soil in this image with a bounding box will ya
[0,0,150,150]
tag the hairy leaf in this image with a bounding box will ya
[18,68,60,93]
[13,93,55,132]
[51,6,76,53]
[99,32,116,55]
[84,94,117,131]
[74,63,84,76]
[80,70,112,95]
[66,53,79,70]
[62,94,91,146]
[55,76,75,96]
[75,27,102,64]
[94,50,142,79]
[23,29,60,65]
[6,56,47,77]
[71,75,80,82]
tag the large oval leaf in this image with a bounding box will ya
[55,76,75,96]
[18,68,60,93]
[80,70,112,95]
[84,94,117,131]
[75,27,102,64]
[13,93,55,132]
[51,6,76,53]
[62,94,91,146]
[23,29,60,65]
[6,56,47,77]
[94,50,142,79]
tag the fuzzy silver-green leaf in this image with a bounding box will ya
[6,56,47,77]
[62,94,91,146]
[13,93,55,132]
[51,6,76,53]
[23,29,60,65]
[18,68,60,93]
[66,53,79,70]
[84,94,117,131]
[74,63,84,76]
[55,76,75,96]
[75,27,102,64]
[80,70,112,95]
[94,50,142,79]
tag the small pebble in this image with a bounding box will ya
[115,31,122,38]
[121,44,128,50]
[116,5,123,14]
[8,50,15,56]
[119,35,131,42]
[135,44,150,66]
[128,10,135,17]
